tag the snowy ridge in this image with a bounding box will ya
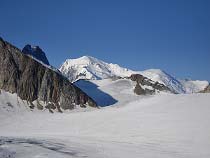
[139,69,186,93]
[59,56,135,82]
[60,56,209,93]
[179,79,209,93]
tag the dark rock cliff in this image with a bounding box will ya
[22,44,50,65]
[0,37,97,112]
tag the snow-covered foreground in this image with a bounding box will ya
[1,91,210,157]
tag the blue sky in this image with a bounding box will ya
[0,0,210,81]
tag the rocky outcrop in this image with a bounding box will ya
[0,37,97,112]
[134,82,146,95]
[22,44,50,65]
[199,85,210,93]
[128,74,173,95]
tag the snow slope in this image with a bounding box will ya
[59,56,209,93]
[1,91,210,157]
[74,79,137,107]
[74,78,161,107]
[0,90,32,116]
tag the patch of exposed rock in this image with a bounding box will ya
[199,85,210,93]
[128,74,173,95]
[0,37,97,112]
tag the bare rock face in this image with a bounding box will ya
[0,37,97,112]
[134,82,146,95]
[128,74,173,95]
[22,44,50,65]
[200,85,210,93]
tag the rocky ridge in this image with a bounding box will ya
[22,44,50,65]
[128,74,172,95]
[0,37,97,112]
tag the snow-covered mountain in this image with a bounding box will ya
[60,56,209,94]
[59,56,135,81]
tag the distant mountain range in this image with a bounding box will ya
[59,56,209,94]
[15,42,210,94]
[0,36,209,113]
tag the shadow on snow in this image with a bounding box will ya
[74,80,118,107]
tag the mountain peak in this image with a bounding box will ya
[64,56,103,66]
[60,56,134,82]
[79,55,95,60]
[22,44,50,65]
